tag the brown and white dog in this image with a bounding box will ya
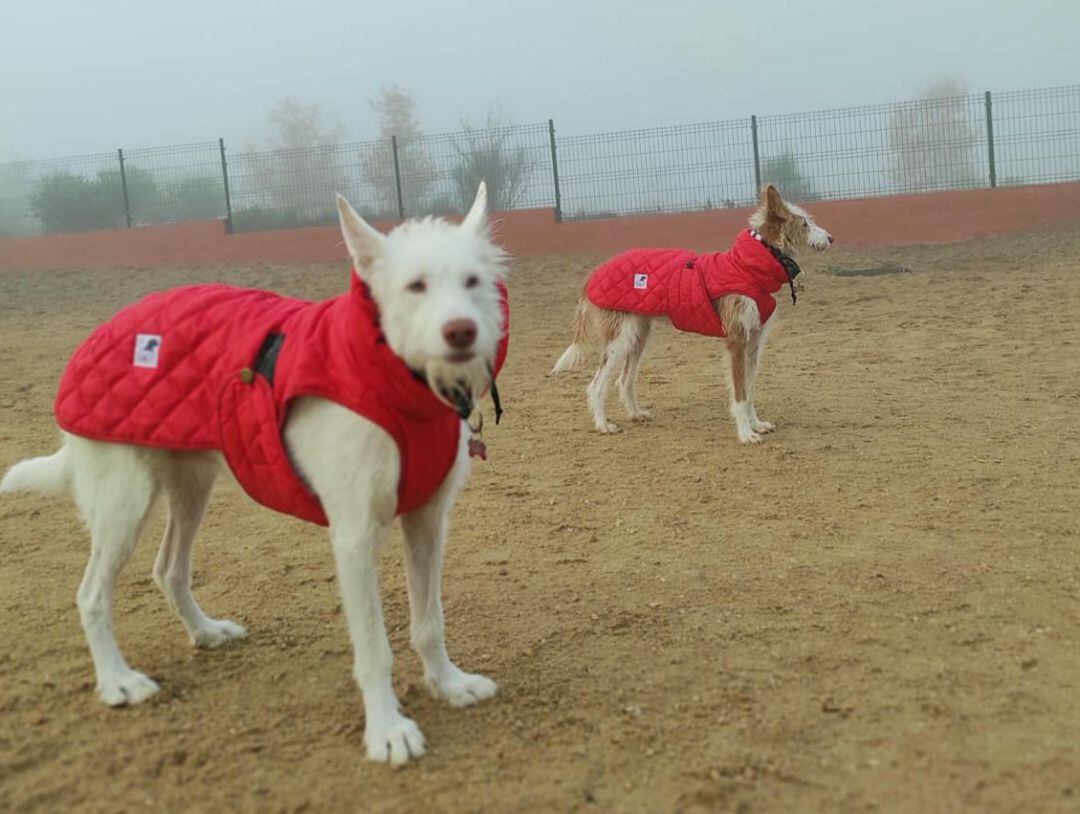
[552,185,832,442]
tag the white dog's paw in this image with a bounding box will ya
[630,410,654,423]
[596,420,621,434]
[192,619,248,649]
[426,669,498,708]
[751,419,775,434]
[364,715,426,765]
[98,669,161,706]
[738,429,763,444]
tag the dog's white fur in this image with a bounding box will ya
[553,185,832,442]
[0,183,507,765]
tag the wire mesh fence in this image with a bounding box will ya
[557,120,755,219]
[121,142,226,226]
[0,151,127,236]
[1,84,1078,237]
[756,93,990,202]
[228,140,397,231]
[993,85,1080,186]
[396,122,554,218]
[224,122,553,232]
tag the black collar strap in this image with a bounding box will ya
[750,229,802,305]
[487,363,503,425]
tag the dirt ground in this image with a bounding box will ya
[1,226,1079,813]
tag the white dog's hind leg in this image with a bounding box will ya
[69,437,161,706]
[153,452,246,648]
[287,397,424,765]
[401,433,496,708]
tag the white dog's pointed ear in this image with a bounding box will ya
[337,194,384,274]
[462,180,488,234]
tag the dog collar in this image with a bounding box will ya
[750,229,802,305]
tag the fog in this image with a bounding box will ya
[1,0,1076,162]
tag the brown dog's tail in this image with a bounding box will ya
[551,295,590,375]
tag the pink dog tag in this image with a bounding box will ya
[468,437,488,460]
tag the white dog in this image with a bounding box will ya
[0,183,507,765]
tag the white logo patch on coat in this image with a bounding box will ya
[633,273,648,290]
[133,334,162,369]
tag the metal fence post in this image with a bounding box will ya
[548,118,563,222]
[117,148,132,228]
[218,138,234,233]
[750,115,762,195]
[984,91,997,189]
[391,136,406,220]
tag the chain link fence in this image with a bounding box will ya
[1,84,1078,237]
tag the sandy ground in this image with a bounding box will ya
[1,226,1079,813]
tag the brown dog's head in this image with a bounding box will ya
[749,184,833,254]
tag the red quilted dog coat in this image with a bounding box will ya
[585,229,790,336]
[55,274,509,525]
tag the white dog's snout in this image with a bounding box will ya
[442,318,478,350]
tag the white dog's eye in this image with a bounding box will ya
[406,279,427,294]
[464,275,479,289]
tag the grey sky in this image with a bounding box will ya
[1,0,1076,162]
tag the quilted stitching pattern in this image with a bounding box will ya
[586,248,726,336]
[55,285,304,450]
[55,276,511,523]
[219,376,327,525]
[584,232,791,336]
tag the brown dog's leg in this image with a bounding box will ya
[725,331,760,443]
[617,317,653,421]
[587,345,624,433]
[744,327,774,434]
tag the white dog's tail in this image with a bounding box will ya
[0,447,71,497]
[551,297,590,375]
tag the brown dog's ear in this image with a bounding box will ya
[762,183,788,220]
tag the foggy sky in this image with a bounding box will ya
[2,0,1076,162]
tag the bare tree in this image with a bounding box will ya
[362,86,435,216]
[888,77,981,192]
[240,98,348,226]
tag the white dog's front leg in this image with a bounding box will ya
[330,521,424,764]
[286,398,424,765]
[401,434,497,708]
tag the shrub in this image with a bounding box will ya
[451,114,536,212]
[760,151,817,202]
[30,171,125,233]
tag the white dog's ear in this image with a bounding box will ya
[461,180,488,234]
[337,194,384,274]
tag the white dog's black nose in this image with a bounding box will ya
[442,319,477,350]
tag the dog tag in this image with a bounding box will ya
[468,437,488,460]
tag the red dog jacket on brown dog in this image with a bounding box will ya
[55,274,509,525]
[585,229,793,336]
